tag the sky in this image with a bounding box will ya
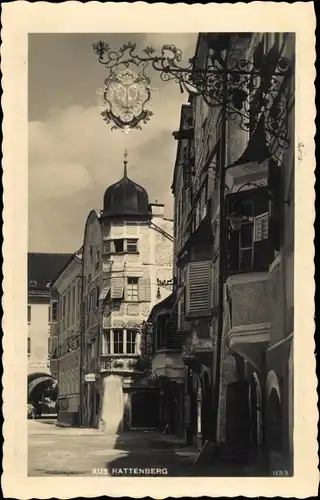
[28,33,198,253]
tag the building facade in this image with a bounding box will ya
[96,157,174,432]
[170,32,294,471]
[28,252,72,404]
[81,209,103,428]
[49,250,83,425]
[51,155,175,430]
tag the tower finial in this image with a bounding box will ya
[123,149,128,178]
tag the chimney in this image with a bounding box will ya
[150,203,165,218]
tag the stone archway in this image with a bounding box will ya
[28,373,57,416]
[28,372,57,403]
[265,370,283,469]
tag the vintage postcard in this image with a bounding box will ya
[2,1,317,498]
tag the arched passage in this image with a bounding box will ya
[28,372,57,406]
[201,371,214,442]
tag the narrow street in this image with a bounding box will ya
[28,420,266,477]
[28,419,199,477]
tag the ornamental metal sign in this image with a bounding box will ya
[97,68,154,134]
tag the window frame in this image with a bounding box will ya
[126,238,138,254]
[126,329,137,355]
[114,239,125,253]
[51,300,58,322]
[27,305,31,324]
[126,277,139,302]
[103,331,111,354]
[226,188,272,275]
[113,329,124,355]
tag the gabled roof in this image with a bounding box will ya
[28,253,74,291]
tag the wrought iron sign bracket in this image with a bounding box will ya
[93,40,292,157]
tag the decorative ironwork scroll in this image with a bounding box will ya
[93,40,292,155]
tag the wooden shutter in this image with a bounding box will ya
[111,277,124,299]
[185,260,212,318]
[178,291,189,332]
[139,277,151,302]
[167,308,182,349]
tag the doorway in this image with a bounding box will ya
[131,391,160,428]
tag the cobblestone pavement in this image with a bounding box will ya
[28,420,266,477]
[28,419,198,477]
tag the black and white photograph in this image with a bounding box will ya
[2,2,317,498]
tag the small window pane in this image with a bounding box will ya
[127,277,139,302]
[127,239,138,253]
[52,301,58,322]
[114,240,124,253]
[28,305,31,323]
[240,224,253,248]
[126,330,137,354]
[240,249,253,271]
[113,330,124,354]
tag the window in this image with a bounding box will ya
[27,337,31,356]
[27,305,31,323]
[96,247,100,262]
[104,241,111,254]
[71,286,75,325]
[127,330,137,354]
[127,277,139,302]
[102,332,111,354]
[51,301,58,322]
[227,189,272,274]
[114,239,124,253]
[106,239,139,254]
[113,330,124,354]
[239,199,254,270]
[185,260,212,318]
[48,305,51,323]
[126,239,138,253]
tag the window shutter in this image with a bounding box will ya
[111,277,124,299]
[139,277,151,302]
[254,213,269,242]
[185,260,212,318]
[178,291,189,332]
[104,241,111,254]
